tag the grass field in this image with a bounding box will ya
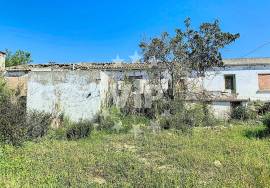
[0,122,270,187]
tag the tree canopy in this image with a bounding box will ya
[4,49,33,67]
[140,18,240,100]
[140,18,240,76]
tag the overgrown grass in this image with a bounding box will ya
[0,122,270,187]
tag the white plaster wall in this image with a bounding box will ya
[211,102,231,119]
[27,71,101,122]
[204,66,270,101]
[26,65,270,121]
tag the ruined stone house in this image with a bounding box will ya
[1,54,270,121]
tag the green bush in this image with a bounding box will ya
[0,99,26,146]
[0,77,28,146]
[169,112,193,133]
[47,127,67,140]
[121,114,149,131]
[46,117,93,140]
[231,105,257,120]
[95,107,119,131]
[174,102,215,128]
[149,100,217,133]
[158,116,171,129]
[156,102,216,133]
[262,113,270,130]
[0,78,49,146]
[186,103,216,127]
[95,106,150,133]
[97,114,115,131]
[260,103,270,115]
[0,77,11,103]
[26,111,52,140]
[65,120,93,140]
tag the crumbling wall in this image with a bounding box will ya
[27,70,101,121]
[101,70,148,109]
[5,72,28,96]
[101,70,169,110]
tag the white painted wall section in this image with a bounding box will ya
[204,66,270,101]
[211,102,231,119]
[27,71,101,122]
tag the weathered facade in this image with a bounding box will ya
[2,56,270,121]
[27,71,101,121]
[4,63,157,121]
[203,58,270,118]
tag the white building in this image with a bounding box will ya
[203,58,270,118]
[2,57,270,121]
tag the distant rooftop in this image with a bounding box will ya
[223,57,270,66]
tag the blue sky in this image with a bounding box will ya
[0,0,269,63]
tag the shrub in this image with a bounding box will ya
[47,127,67,140]
[96,106,151,133]
[121,114,149,131]
[231,105,257,120]
[259,102,270,115]
[186,103,216,127]
[96,107,124,131]
[158,116,171,129]
[46,118,93,140]
[97,114,115,131]
[151,101,217,133]
[169,102,216,130]
[262,113,270,130]
[169,112,193,133]
[65,120,93,140]
[26,111,52,140]
[238,101,270,118]
[0,77,11,103]
[0,99,26,146]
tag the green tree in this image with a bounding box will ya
[5,49,33,67]
[140,18,240,99]
[139,18,240,124]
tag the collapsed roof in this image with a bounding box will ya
[5,57,270,72]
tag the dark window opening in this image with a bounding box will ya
[231,101,241,109]
[128,75,143,80]
[224,74,236,93]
